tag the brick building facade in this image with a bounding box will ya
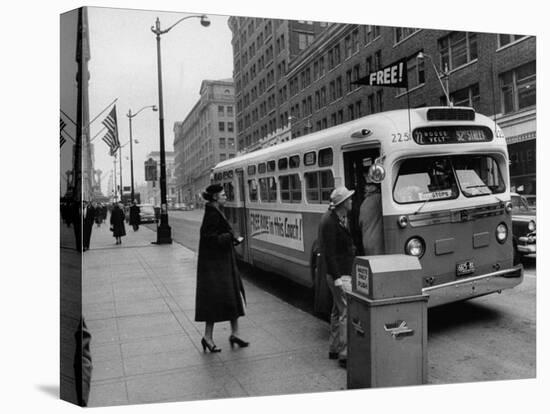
[173,79,236,205]
[229,19,536,195]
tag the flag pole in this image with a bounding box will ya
[89,98,118,127]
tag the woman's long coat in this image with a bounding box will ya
[110,206,126,238]
[195,204,245,322]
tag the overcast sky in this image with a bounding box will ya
[87,7,234,194]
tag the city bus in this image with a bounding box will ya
[211,107,523,314]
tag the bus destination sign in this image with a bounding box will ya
[413,126,493,145]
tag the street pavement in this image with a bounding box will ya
[82,217,346,406]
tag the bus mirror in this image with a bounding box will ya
[368,163,386,183]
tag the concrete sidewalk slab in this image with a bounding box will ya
[82,218,344,407]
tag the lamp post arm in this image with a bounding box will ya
[151,15,205,35]
[128,105,157,119]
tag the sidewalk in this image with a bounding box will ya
[83,220,345,406]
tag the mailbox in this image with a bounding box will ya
[347,255,428,389]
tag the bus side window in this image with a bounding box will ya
[259,177,277,202]
[248,179,258,202]
[305,170,334,203]
[223,182,235,201]
[280,174,302,203]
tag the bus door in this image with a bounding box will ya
[236,169,251,263]
[343,147,380,254]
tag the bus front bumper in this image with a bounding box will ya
[423,265,524,308]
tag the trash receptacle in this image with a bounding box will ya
[347,254,428,389]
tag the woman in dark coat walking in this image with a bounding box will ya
[110,202,126,245]
[195,184,248,353]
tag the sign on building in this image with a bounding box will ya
[353,57,408,88]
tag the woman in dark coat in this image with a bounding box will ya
[195,184,248,353]
[110,202,126,245]
[129,201,140,231]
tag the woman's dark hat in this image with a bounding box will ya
[205,184,223,195]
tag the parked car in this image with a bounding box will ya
[138,204,157,224]
[524,194,536,208]
[510,193,536,261]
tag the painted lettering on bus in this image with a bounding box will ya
[249,210,304,251]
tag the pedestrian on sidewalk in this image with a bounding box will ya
[195,184,249,353]
[318,186,356,368]
[129,201,140,232]
[110,202,126,245]
[83,201,96,251]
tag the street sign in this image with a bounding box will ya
[353,57,408,88]
[144,158,158,181]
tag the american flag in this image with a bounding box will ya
[101,105,120,150]
[102,130,119,156]
[60,118,67,147]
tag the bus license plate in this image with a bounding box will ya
[456,260,475,276]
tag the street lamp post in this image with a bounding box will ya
[127,105,157,204]
[151,14,210,245]
[417,52,452,106]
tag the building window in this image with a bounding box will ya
[500,61,536,114]
[219,137,226,148]
[394,27,420,44]
[336,76,343,98]
[376,90,383,112]
[220,153,226,162]
[498,34,527,48]
[218,122,225,132]
[368,94,374,114]
[298,33,314,50]
[228,122,234,132]
[398,53,425,94]
[438,31,478,71]
[374,50,382,70]
[352,29,359,53]
[218,105,224,116]
[228,137,235,148]
[364,25,380,44]
[345,35,352,59]
[355,100,362,117]
[447,83,480,110]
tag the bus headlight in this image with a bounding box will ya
[405,237,425,258]
[528,220,536,232]
[496,223,508,244]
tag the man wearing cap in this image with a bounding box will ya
[318,186,356,368]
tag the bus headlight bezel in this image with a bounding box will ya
[405,236,425,258]
[496,222,508,244]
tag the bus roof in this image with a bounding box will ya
[214,106,505,172]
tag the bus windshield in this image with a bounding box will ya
[394,155,505,204]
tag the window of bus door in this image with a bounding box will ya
[394,157,459,204]
[280,174,302,203]
[305,170,334,203]
[248,179,258,201]
[259,177,277,202]
[223,182,235,201]
[452,155,505,197]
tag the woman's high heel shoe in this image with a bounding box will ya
[201,338,221,353]
[229,335,249,348]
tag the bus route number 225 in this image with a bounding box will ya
[392,132,411,143]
